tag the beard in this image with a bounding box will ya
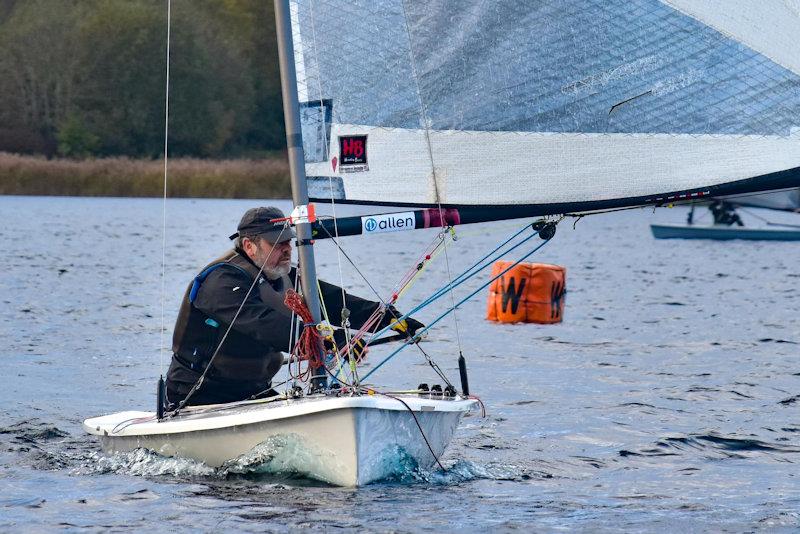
[263,261,291,280]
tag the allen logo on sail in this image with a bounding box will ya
[339,134,368,173]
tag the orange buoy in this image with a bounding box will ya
[486,261,566,324]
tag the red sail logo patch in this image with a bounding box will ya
[338,135,368,173]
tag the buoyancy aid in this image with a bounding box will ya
[167,249,293,403]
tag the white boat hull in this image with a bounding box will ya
[84,394,476,486]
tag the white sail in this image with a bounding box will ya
[290,0,800,208]
[731,189,800,211]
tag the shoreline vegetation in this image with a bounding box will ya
[0,152,291,199]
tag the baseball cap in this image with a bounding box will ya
[229,206,296,243]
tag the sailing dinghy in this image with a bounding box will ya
[86,0,800,485]
[652,190,800,241]
[84,394,473,486]
[651,222,800,241]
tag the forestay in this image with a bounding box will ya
[290,0,800,211]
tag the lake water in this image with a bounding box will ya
[1,196,799,532]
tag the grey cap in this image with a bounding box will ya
[229,206,296,243]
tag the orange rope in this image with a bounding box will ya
[283,289,324,381]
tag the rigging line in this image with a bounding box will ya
[368,227,541,341]
[397,2,465,359]
[159,0,172,374]
[285,267,302,391]
[317,224,391,306]
[318,220,449,321]
[246,378,291,401]
[315,278,350,382]
[305,0,349,323]
[360,236,554,382]
[565,204,657,217]
[391,233,448,302]
[737,206,774,224]
[399,0,464,361]
[329,307,386,383]
[440,228,465,357]
[168,225,290,416]
[317,223,453,376]
[416,342,453,387]
[416,225,537,306]
[566,198,715,218]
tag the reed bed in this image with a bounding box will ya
[0,152,291,198]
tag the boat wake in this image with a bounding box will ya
[78,445,521,486]
[0,419,514,486]
[82,447,216,477]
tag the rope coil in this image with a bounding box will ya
[284,288,325,381]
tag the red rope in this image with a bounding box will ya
[284,289,324,381]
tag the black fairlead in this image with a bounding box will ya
[539,222,557,241]
[156,375,165,420]
[458,353,470,396]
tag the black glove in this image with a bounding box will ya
[327,328,367,361]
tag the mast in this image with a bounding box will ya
[273,0,326,388]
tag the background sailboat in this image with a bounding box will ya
[651,189,800,240]
[734,189,800,213]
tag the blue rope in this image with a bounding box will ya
[369,223,540,341]
[360,236,552,382]
[417,224,536,307]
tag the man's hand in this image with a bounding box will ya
[389,315,425,340]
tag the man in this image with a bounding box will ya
[709,200,744,227]
[166,206,422,407]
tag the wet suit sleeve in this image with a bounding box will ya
[193,266,294,349]
[317,278,383,329]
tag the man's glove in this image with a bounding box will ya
[327,328,367,361]
[389,314,425,340]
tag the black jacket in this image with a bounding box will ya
[166,248,382,406]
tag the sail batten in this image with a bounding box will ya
[290,0,800,209]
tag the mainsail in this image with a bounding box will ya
[729,189,800,212]
[290,0,800,213]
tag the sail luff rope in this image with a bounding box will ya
[399,0,465,360]
[159,0,172,374]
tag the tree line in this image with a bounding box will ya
[0,0,286,159]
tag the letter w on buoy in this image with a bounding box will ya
[500,276,526,314]
[550,280,565,320]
